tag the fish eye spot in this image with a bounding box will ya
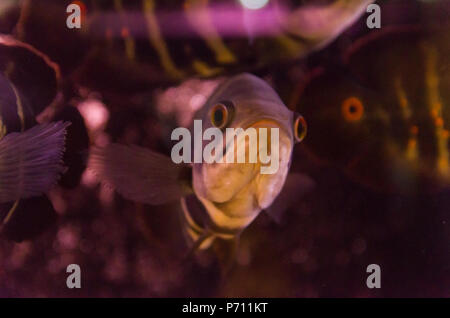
[121,27,130,38]
[294,114,307,143]
[410,125,419,136]
[342,97,364,122]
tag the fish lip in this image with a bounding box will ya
[221,118,290,158]
[244,118,286,130]
[243,118,292,142]
[202,119,292,206]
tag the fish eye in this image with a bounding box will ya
[342,97,364,122]
[294,114,307,143]
[210,101,234,129]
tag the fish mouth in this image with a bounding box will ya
[226,119,292,209]
[221,118,290,169]
[246,118,286,133]
[197,118,292,207]
[247,118,283,128]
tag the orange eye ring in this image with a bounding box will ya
[210,102,233,129]
[294,114,307,143]
[342,97,364,122]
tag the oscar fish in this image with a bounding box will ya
[5,0,373,95]
[90,73,314,253]
[296,25,450,193]
[0,36,70,241]
[0,35,89,241]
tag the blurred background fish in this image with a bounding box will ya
[0,35,89,241]
[0,0,372,97]
[90,73,313,263]
[295,23,450,193]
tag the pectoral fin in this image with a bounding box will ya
[265,173,315,224]
[89,143,192,205]
[0,121,69,203]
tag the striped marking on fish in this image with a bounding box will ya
[4,63,25,132]
[180,197,214,250]
[114,0,136,60]
[422,42,450,177]
[142,0,185,80]
[69,0,342,80]
[184,0,236,65]
[394,76,418,162]
[9,0,371,85]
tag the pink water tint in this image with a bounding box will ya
[87,3,287,39]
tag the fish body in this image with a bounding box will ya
[0,72,68,206]
[297,25,450,193]
[5,0,372,95]
[90,73,313,252]
[0,36,88,241]
[186,74,299,247]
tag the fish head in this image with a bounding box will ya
[192,74,306,221]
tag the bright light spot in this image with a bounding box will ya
[190,94,206,110]
[239,0,269,10]
[77,98,109,131]
[81,169,99,188]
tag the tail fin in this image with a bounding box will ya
[0,121,69,203]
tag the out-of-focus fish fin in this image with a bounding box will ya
[0,195,57,242]
[283,0,374,50]
[49,106,90,188]
[89,143,192,205]
[265,173,315,224]
[0,121,69,203]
